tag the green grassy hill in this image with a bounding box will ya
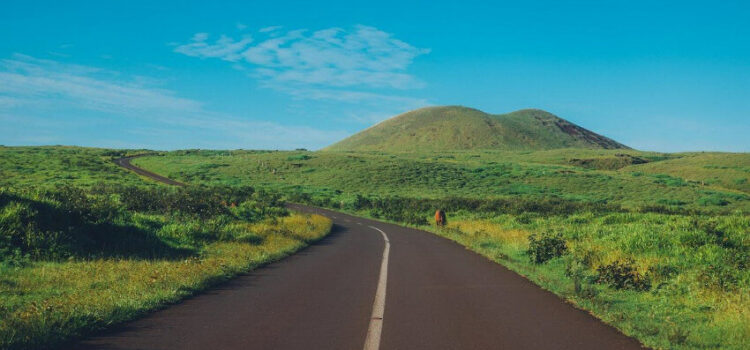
[324,106,629,152]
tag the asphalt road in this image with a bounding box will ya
[114,156,186,186]
[76,158,645,349]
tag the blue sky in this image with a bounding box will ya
[1,0,748,151]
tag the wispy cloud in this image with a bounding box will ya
[173,33,254,62]
[259,26,282,33]
[0,54,202,114]
[174,25,430,102]
[0,54,346,149]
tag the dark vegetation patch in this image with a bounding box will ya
[286,190,719,221]
[569,153,649,170]
[552,119,625,149]
[596,259,651,291]
[287,154,312,161]
[288,192,629,220]
[0,184,287,263]
[527,232,567,263]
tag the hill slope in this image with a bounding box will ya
[324,106,629,152]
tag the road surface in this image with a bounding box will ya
[114,156,186,186]
[74,158,644,349]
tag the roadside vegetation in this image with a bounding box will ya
[0,147,332,350]
[132,148,750,349]
[433,211,748,349]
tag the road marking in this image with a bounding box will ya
[364,226,390,350]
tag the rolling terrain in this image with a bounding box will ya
[132,149,750,212]
[2,135,749,349]
[325,106,629,152]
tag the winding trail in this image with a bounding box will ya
[72,158,645,349]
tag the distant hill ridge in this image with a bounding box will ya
[324,106,629,152]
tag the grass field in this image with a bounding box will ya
[130,148,750,349]
[0,146,151,187]
[625,152,750,194]
[131,149,750,212]
[0,147,333,349]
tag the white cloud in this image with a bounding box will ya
[0,54,347,149]
[174,25,430,95]
[174,33,254,62]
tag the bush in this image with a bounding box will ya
[287,154,312,161]
[230,198,287,223]
[527,232,567,264]
[697,195,729,206]
[597,258,650,290]
[0,184,290,261]
[0,197,73,259]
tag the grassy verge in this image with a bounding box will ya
[0,185,332,349]
[426,214,749,349]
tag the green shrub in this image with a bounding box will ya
[526,232,567,263]
[0,198,73,259]
[287,154,312,161]
[596,258,650,290]
[697,195,729,206]
[652,174,686,187]
[0,184,290,261]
